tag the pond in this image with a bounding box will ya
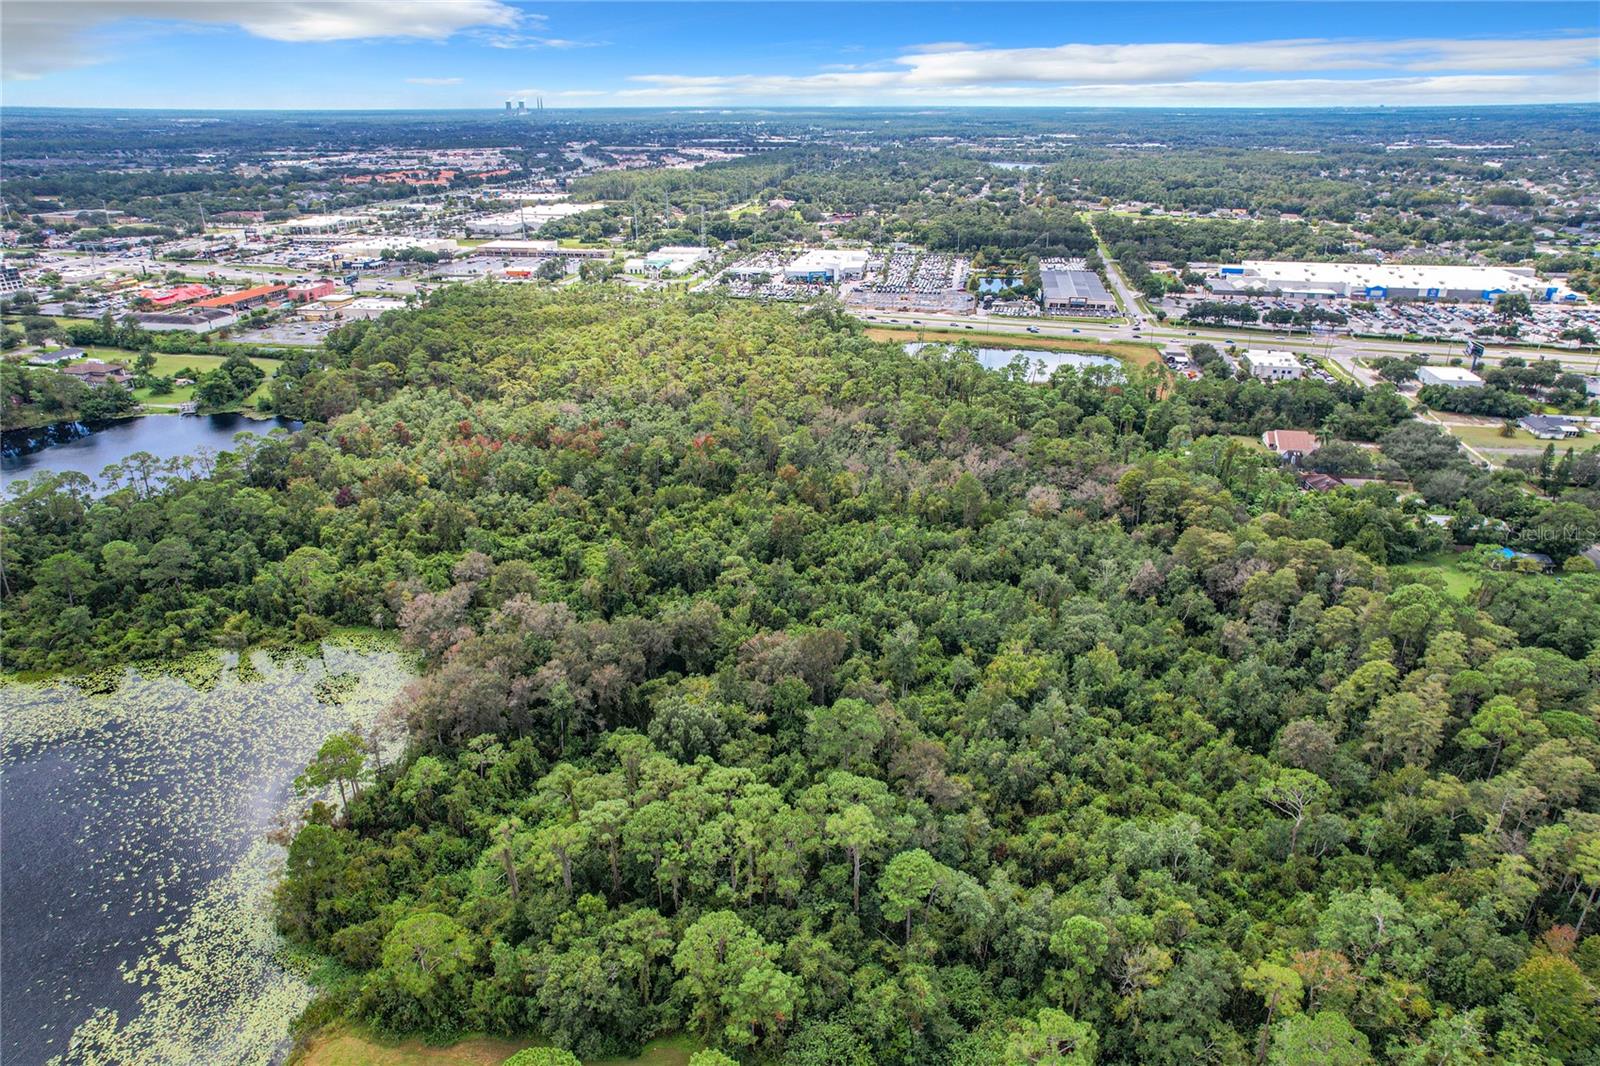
[990,161,1043,171]
[0,641,412,1066]
[904,342,1120,382]
[977,277,1023,294]
[1,414,301,492]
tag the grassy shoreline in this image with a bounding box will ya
[292,1025,699,1066]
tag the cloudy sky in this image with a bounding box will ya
[2,1,1596,109]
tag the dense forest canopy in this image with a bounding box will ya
[4,287,1599,1065]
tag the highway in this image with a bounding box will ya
[859,248,1600,374]
[851,308,1600,377]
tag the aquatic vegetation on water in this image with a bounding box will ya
[0,642,411,1066]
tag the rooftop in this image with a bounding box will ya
[1420,365,1484,383]
[1245,349,1301,368]
[1041,268,1112,303]
[193,284,287,308]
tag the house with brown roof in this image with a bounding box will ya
[59,360,132,387]
[1262,429,1320,463]
[1297,471,1345,493]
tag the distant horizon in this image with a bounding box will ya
[3,2,1595,109]
[4,102,1597,115]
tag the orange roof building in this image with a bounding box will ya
[192,284,287,309]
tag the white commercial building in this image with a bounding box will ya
[1417,365,1485,389]
[332,236,458,260]
[131,308,239,333]
[465,204,596,236]
[1214,261,1568,302]
[784,248,869,283]
[1041,268,1116,314]
[627,246,710,277]
[339,296,408,320]
[1244,349,1304,381]
[282,215,363,235]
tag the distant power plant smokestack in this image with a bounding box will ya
[517,100,526,113]
[505,100,513,112]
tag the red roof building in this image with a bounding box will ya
[287,279,337,302]
[192,284,287,310]
[138,282,214,307]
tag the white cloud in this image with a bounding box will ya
[407,77,464,86]
[478,32,595,50]
[618,34,1599,107]
[2,0,521,80]
[889,36,1600,85]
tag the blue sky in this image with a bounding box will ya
[3,2,1597,109]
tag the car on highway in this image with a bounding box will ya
[1026,326,1040,333]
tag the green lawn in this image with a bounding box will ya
[82,348,282,411]
[1315,356,1356,385]
[1388,551,1480,599]
[1444,423,1578,453]
[296,1027,698,1066]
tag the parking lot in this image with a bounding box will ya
[233,321,339,345]
[1164,291,1599,353]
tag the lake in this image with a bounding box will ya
[0,642,412,1066]
[977,277,1022,294]
[1,414,301,491]
[904,342,1120,382]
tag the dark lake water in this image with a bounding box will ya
[1,414,300,490]
[0,645,410,1065]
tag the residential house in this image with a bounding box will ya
[1519,414,1579,440]
[59,360,132,387]
[28,347,84,366]
[1261,429,1321,463]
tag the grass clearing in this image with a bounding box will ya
[77,348,283,410]
[295,1027,698,1066]
[864,325,1163,370]
[1388,551,1481,599]
[1444,423,1572,453]
[1226,433,1272,453]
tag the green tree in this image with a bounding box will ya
[1268,1011,1372,1066]
[502,1050,582,1066]
[826,803,886,914]
[294,730,368,818]
[1004,1007,1098,1065]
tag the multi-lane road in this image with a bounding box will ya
[856,252,1600,376]
[851,307,1600,378]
